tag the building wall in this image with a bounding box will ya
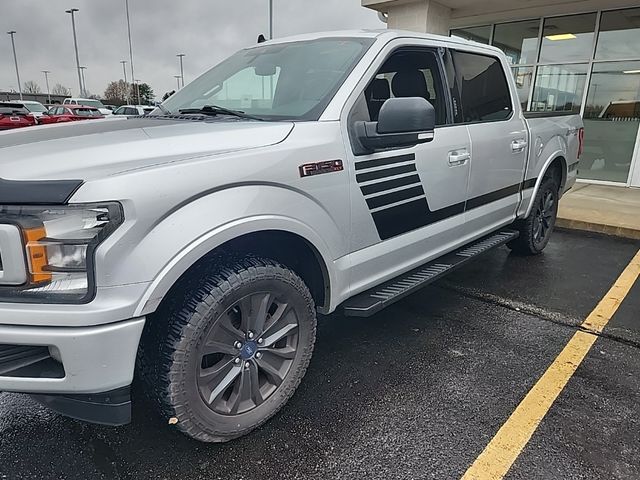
[0,92,68,104]
[385,0,451,35]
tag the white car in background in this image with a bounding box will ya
[112,105,155,116]
[11,100,49,119]
[63,97,112,115]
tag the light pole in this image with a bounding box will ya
[125,0,140,104]
[268,0,273,39]
[79,67,88,96]
[120,60,128,83]
[7,31,22,100]
[65,8,83,97]
[176,53,186,88]
[42,70,52,103]
[134,79,144,104]
[174,75,181,90]
[120,60,129,103]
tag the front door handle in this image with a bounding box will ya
[511,139,528,153]
[448,151,470,167]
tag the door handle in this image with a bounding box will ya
[511,139,528,153]
[448,151,470,166]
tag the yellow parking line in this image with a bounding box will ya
[461,249,640,480]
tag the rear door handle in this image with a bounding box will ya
[511,139,528,153]
[448,151,470,167]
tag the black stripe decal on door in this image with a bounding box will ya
[465,183,521,210]
[355,152,539,241]
[371,198,466,240]
[355,154,416,171]
[366,185,426,210]
[361,174,422,196]
[356,164,417,183]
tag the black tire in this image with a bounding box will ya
[508,176,559,256]
[140,257,316,442]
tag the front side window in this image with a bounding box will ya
[450,50,513,123]
[361,49,448,125]
[162,38,373,121]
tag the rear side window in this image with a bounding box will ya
[449,50,513,123]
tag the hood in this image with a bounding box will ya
[0,116,294,182]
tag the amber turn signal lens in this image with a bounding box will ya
[24,227,52,284]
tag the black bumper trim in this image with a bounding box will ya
[31,386,131,426]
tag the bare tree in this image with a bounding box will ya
[23,80,42,94]
[52,83,71,96]
[104,80,130,105]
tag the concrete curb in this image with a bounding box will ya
[557,217,640,241]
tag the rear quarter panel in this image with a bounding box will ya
[518,114,583,218]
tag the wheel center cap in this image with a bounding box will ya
[239,341,258,360]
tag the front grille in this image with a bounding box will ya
[0,344,65,378]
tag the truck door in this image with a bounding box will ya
[447,49,528,235]
[343,44,473,294]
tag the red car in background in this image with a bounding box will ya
[0,103,38,130]
[40,105,104,124]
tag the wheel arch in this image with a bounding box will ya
[134,221,335,318]
[523,152,567,218]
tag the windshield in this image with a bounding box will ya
[24,103,47,113]
[162,38,373,121]
[78,100,105,108]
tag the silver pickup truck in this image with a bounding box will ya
[0,30,583,442]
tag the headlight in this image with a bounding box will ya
[0,203,123,303]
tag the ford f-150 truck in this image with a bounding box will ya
[0,30,583,442]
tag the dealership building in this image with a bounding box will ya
[363,0,640,188]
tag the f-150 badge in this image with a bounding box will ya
[299,160,344,178]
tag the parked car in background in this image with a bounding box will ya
[63,98,112,115]
[113,105,155,116]
[104,104,117,112]
[40,105,104,124]
[10,100,49,119]
[0,102,38,130]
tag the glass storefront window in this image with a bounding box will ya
[581,61,640,183]
[539,13,597,63]
[512,67,534,110]
[596,8,640,60]
[531,64,588,113]
[493,20,541,65]
[450,26,491,45]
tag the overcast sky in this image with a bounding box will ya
[0,0,383,100]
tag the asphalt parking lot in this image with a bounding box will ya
[1,229,638,480]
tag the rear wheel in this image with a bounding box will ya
[508,176,559,255]
[141,257,316,442]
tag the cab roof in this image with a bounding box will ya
[252,29,503,55]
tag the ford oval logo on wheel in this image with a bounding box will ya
[240,341,258,360]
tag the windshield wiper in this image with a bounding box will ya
[178,105,264,121]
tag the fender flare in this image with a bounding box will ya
[132,215,337,317]
[523,150,567,219]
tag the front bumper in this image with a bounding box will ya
[0,317,145,394]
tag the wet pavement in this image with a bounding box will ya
[1,230,638,480]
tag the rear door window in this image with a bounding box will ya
[449,50,513,123]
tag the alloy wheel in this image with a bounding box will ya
[197,292,299,415]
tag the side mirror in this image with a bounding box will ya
[356,97,435,153]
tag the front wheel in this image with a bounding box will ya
[508,176,559,255]
[142,257,317,442]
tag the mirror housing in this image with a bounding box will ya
[356,97,436,153]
